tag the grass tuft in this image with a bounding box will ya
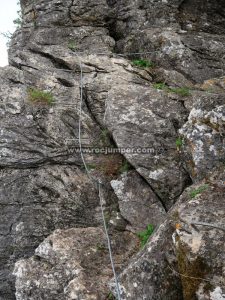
[169,87,191,97]
[137,224,154,248]
[153,82,167,90]
[153,83,191,97]
[189,184,209,199]
[28,88,54,105]
[132,59,154,68]
[119,160,133,174]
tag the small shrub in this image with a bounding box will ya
[98,154,124,177]
[68,40,76,51]
[28,88,54,105]
[137,224,154,248]
[132,59,154,68]
[153,82,167,90]
[189,184,209,199]
[169,87,190,97]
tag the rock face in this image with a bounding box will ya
[0,0,224,299]
[13,228,139,300]
[114,169,225,300]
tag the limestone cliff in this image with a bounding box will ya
[0,0,224,299]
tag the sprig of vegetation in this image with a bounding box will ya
[153,82,167,90]
[132,59,154,68]
[1,2,22,47]
[68,40,77,51]
[86,163,96,171]
[176,137,183,149]
[106,292,115,299]
[28,88,54,105]
[119,160,133,174]
[169,87,191,97]
[137,224,154,248]
[13,2,22,28]
[189,184,209,199]
[153,83,190,97]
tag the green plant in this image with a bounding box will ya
[132,59,154,68]
[28,88,54,105]
[153,83,190,97]
[153,82,167,90]
[13,2,22,28]
[106,292,115,300]
[1,2,22,47]
[96,243,106,251]
[169,87,190,97]
[189,184,209,199]
[99,128,113,147]
[119,160,133,174]
[176,137,183,149]
[86,163,96,171]
[137,224,154,248]
[68,40,77,51]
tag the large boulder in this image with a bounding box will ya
[13,227,139,300]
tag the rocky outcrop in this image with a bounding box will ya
[13,227,139,300]
[114,169,225,300]
[0,0,224,299]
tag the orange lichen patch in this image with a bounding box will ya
[176,223,182,230]
[201,79,217,90]
[197,77,225,93]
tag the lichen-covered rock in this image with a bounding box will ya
[180,92,225,180]
[173,169,225,300]
[113,168,225,300]
[13,227,139,300]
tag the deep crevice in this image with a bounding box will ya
[29,49,73,70]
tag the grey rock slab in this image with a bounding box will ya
[111,170,166,232]
[105,83,191,209]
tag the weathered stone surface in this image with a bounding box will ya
[111,170,166,232]
[180,91,225,180]
[13,227,139,300]
[0,166,102,299]
[0,0,225,298]
[105,82,191,208]
[109,0,225,83]
[112,169,225,300]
